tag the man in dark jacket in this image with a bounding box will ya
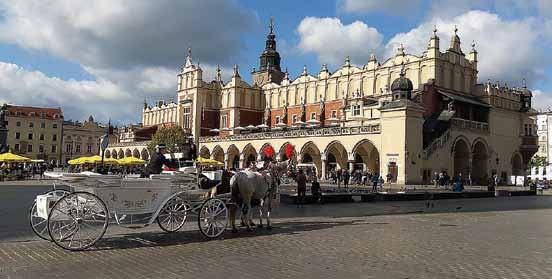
[147,144,172,175]
[295,169,307,208]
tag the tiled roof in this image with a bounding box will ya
[7,105,63,120]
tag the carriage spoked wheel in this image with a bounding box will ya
[47,192,108,251]
[198,198,228,238]
[29,189,70,241]
[157,194,190,233]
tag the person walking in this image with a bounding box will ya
[295,169,307,208]
[343,169,350,189]
[337,169,342,188]
[371,173,379,192]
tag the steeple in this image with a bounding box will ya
[215,64,222,82]
[185,47,193,68]
[427,25,440,58]
[252,18,284,86]
[232,64,240,78]
[468,40,477,64]
[260,17,281,71]
[448,25,463,55]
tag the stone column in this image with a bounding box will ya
[239,157,245,169]
[224,153,229,170]
[321,159,327,180]
[348,160,354,171]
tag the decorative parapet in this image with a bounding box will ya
[108,141,151,148]
[450,118,489,132]
[199,125,380,143]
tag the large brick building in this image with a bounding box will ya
[189,21,537,186]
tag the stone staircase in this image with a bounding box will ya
[422,128,452,160]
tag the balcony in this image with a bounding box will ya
[199,124,381,143]
[450,118,489,132]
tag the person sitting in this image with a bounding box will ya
[146,144,173,175]
[311,177,322,204]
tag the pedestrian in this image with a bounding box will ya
[337,169,342,188]
[311,176,322,204]
[378,175,384,191]
[343,169,350,189]
[295,169,307,208]
[433,172,439,187]
[371,173,379,192]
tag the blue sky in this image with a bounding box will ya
[0,0,551,124]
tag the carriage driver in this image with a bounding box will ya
[147,144,173,175]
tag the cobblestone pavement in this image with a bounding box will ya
[2,194,552,278]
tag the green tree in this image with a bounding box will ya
[529,155,548,168]
[147,126,188,153]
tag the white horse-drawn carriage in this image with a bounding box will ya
[29,170,229,251]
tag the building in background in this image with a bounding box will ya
[142,100,178,127]
[530,112,552,180]
[189,21,537,186]
[60,115,106,164]
[5,105,63,165]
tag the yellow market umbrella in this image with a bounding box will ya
[196,157,224,166]
[0,152,31,163]
[117,156,145,165]
[68,156,118,165]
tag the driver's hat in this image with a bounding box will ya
[155,144,166,150]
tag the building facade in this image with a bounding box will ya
[60,116,106,164]
[529,112,551,179]
[5,105,64,164]
[183,22,537,186]
[142,100,179,127]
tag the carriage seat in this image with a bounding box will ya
[199,174,220,190]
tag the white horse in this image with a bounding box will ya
[229,160,289,232]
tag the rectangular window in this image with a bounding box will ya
[40,122,45,128]
[221,115,228,128]
[87,145,92,153]
[40,112,46,118]
[183,107,191,129]
[28,133,33,140]
[16,121,21,127]
[39,134,44,141]
[14,144,19,152]
[292,115,297,123]
[53,124,58,129]
[66,144,72,153]
[27,144,32,152]
[15,132,20,140]
[51,145,57,153]
[331,110,337,118]
[52,134,57,141]
[353,105,361,116]
[76,144,81,153]
[39,145,44,153]
[275,116,281,124]
[311,112,316,120]
[29,122,34,128]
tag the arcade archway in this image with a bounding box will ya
[300,141,322,178]
[227,145,240,170]
[325,141,348,172]
[453,138,470,179]
[351,140,380,174]
[471,141,488,185]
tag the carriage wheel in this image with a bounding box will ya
[48,192,108,251]
[198,198,228,238]
[29,189,69,241]
[157,194,189,233]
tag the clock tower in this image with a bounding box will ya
[252,18,284,86]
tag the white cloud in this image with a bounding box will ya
[0,0,254,123]
[338,0,422,16]
[532,89,552,111]
[386,10,545,85]
[296,17,384,66]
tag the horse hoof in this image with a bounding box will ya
[231,228,238,234]
[266,226,272,231]
[257,224,264,229]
